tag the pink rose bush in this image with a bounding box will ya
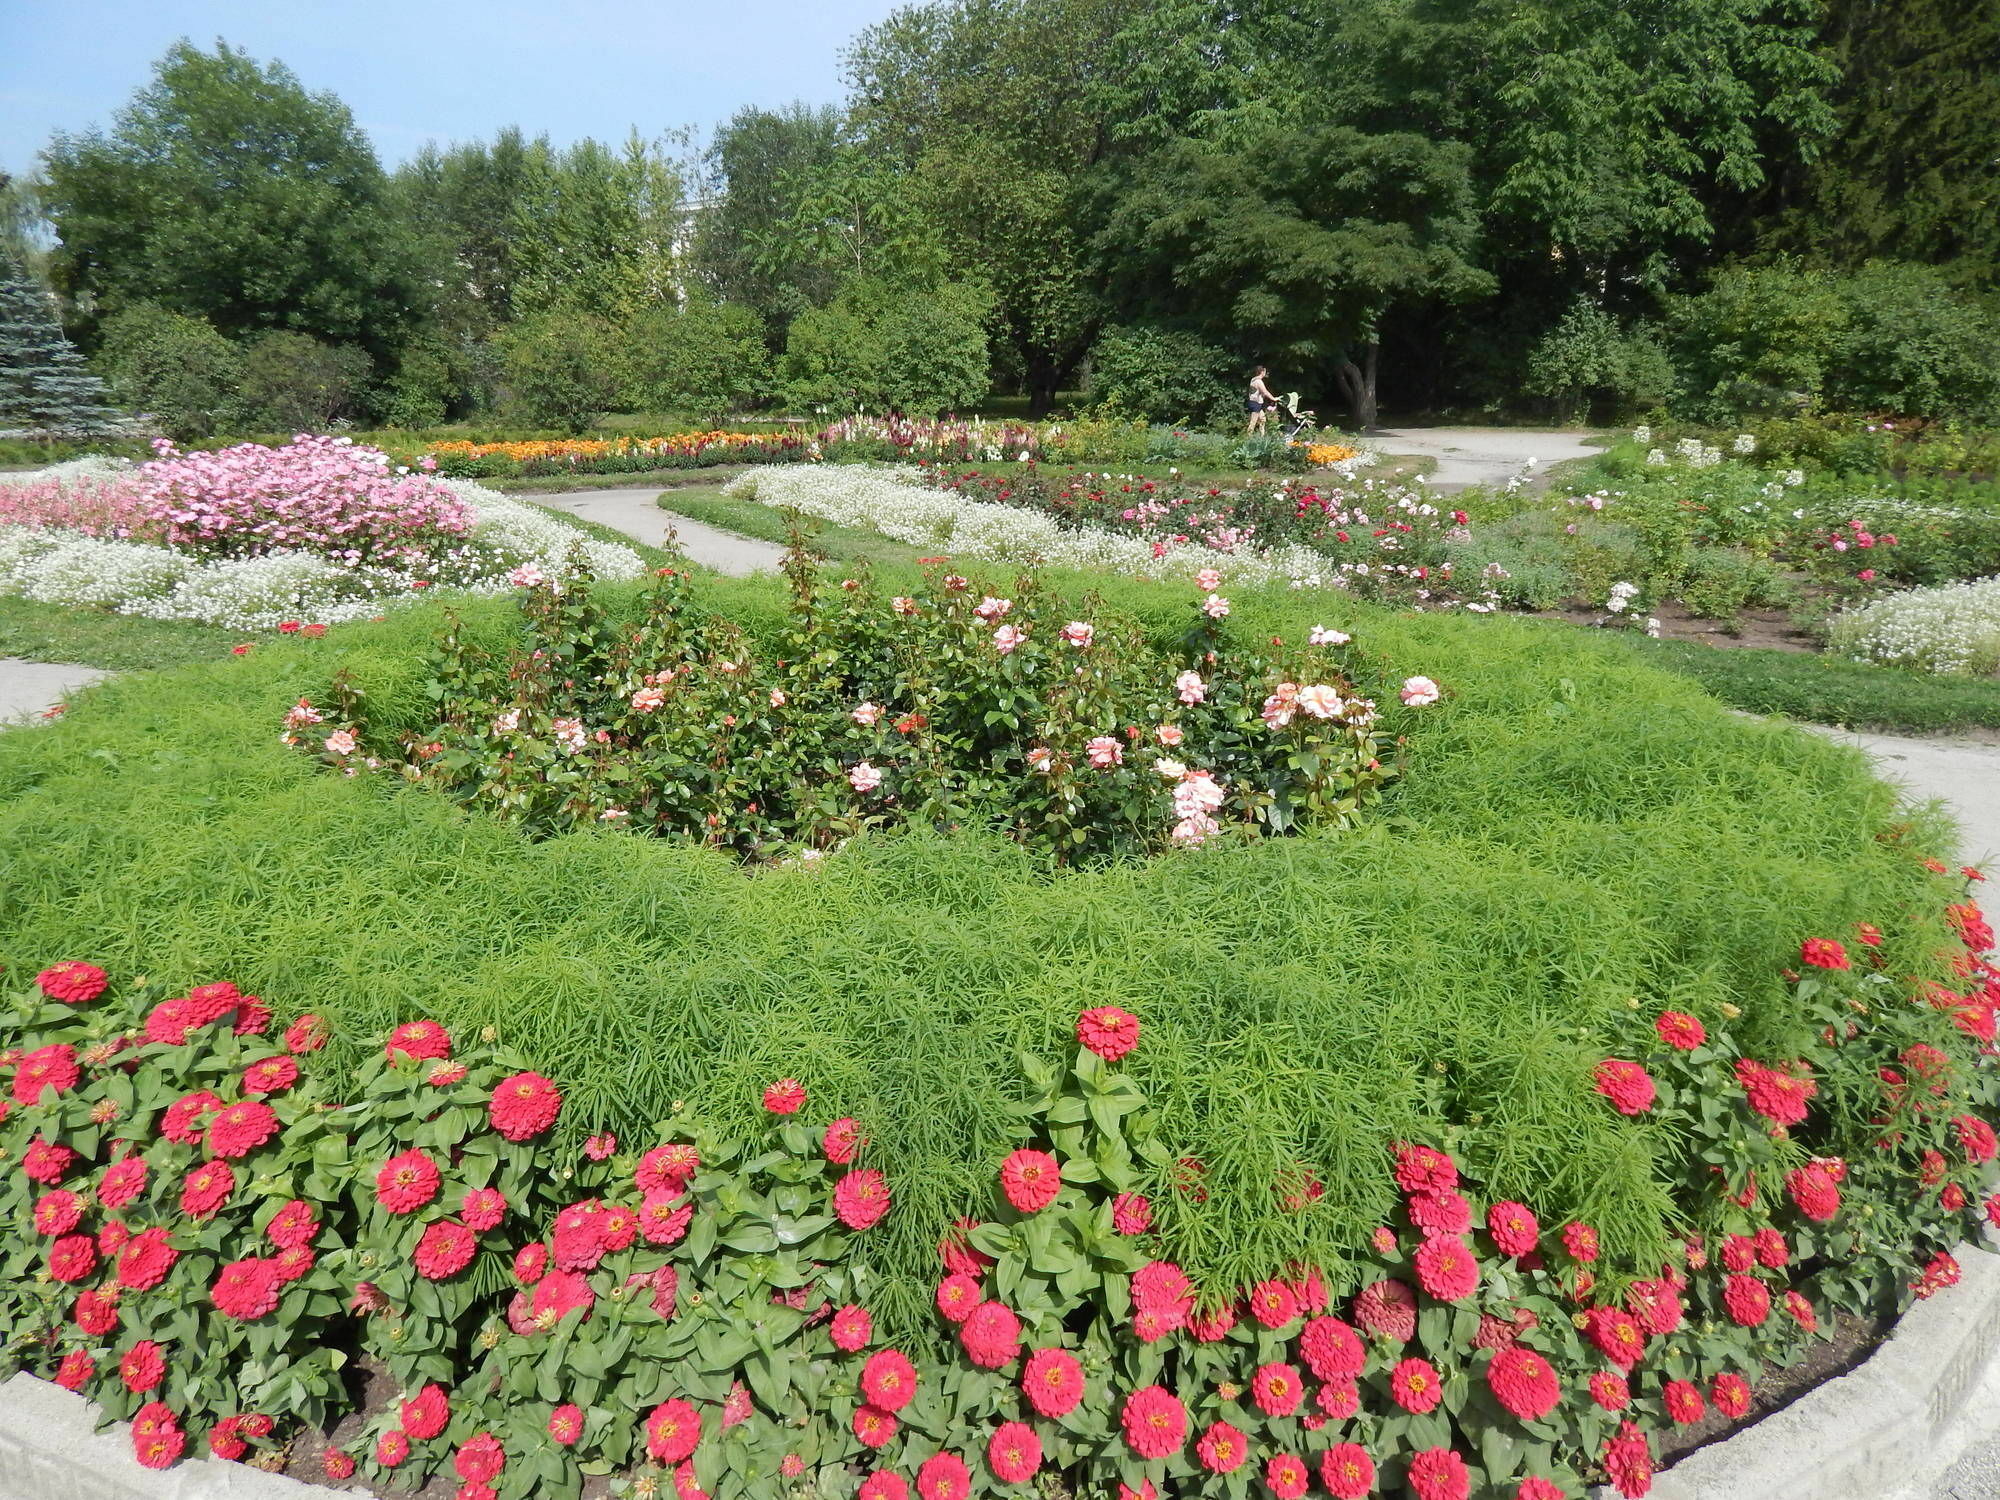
[1,879,1993,1495]
[296,537,1420,862]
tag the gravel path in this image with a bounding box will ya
[0,658,111,724]
[1370,426,1608,490]
[532,488,785,575]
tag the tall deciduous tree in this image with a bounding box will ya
[693,104,845,332]
[40,41,416,353]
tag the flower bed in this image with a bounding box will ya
[296,544,1418,860]
[0,439,643,630]
[1,891,1995,1497]
[420,432,812,479]
[1827,575,2000,677]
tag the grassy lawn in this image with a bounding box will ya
[658,487,931,569]
[0,597,247,671]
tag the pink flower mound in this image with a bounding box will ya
[488,1072,562,1141]
[8,436,475,567]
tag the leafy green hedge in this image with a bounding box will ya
[0,571,1963,1319]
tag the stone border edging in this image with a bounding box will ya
[0,1373,341,1498]
[1598,1240,2000,1499]
[3,1244,1996,1500]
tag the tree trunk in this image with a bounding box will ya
[1335,343,1380,429]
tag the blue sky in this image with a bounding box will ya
[0,0,900,175]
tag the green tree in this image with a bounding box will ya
[1827,263,2000,418]
[625,298,770,424]
[497,311,621,433]
[94,303,244,442]
[693,104,844,333]
[40,41,415,352]
[1097,122,1490,426]
[780,279,991,415]
[0,255,119,437]
[505,134,686,322]
[1524,299,1675,422]
[237,332,373,431]
[1665,263,1850,420]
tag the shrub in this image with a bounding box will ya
[624,297,770,425]
[1086,324,1237,426]
[94,304,244,443]
[496,310,622,434]
[780,279,992,416]
[1524,300,1675,423]
[374,335,462,430]
[236,332,373,432]
[301,542,1398,861]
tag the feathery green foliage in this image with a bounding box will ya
[0,575,1959,1328]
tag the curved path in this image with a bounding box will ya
[1370,425,1607,490]
[533,487,785,575]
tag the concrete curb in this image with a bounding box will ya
[0,1374,343,1497]
[1601,1241,2000,1499]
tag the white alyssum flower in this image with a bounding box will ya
[1827,575,2000,677]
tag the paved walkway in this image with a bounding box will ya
[534,488,785,575]
[1810,728,2000,867]
[0,658,111,724]
[1370,426,1607,490]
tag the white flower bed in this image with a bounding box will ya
[0,472,643,631]
[725,466,1347,589]
[1827,575,2000,677]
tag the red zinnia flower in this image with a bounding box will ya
[549,1404,583,1445]
[121,1340,166,1392]
[1604,1422,1653,1498]
[999,1149,1061,1213]
[1407,1448,1470,1500]
[1266,1453,1310,1500]
[1112,1192,1151,1234]
[458,1186,505,1233]
[936,1273,980,1322]
[1487,1346,1560,1421]
[386,1020,451,1062]
[32,1189,82,1237]
[376,1430,410,1467]
[1784,1289,1818,1331]
[116,1228,178,1291]
[835,1169,891,1229]
[1320,1443,1375,1500]
[13,1044,79,1107]
[99,1157,146,1209]
[1594,1059,1656,1115]
[22,1136,78,1184]
[1516,1480,1565,1500]
[1486,1201,1539,1257]
[205,1100,278,1160]
[36,961,108,1004]
[917,1452,970,1500]
[1251,1361,1304,1417]
[1195,1420,1248,1474]
[401,1384,449,1440]
[1562,1223,1600,1262]
[1752,1228,1788,1269]
[375,1150,441,1214]
[1710,1371,1752,1419]
[1735,1059,1816,1128]
[211,1258,281,1321]
[853,1404,897,1449]
[1317,1378,1360,1420]
[132,1410,185,1470]
[1584,1306,1647,1369]
[1393,1143,1458,1194]
[960,1301,1022,1368]
[74,1289,119,1336]
[1801,937,1850,970]
[939,1216,994,1276]
[1414,1235,1479,1301]
[160,1090,223,1144]
[1076,1006,1140,1060]
[241,1056,299,1096]
[1916,1250,1961,1299]
[54,1349,95,1391]
[1022,1347,1085,1417]
[1655,1010,1706,1049]
[1120,1385,1187,1459]
[831,1304,872,1352]
[1390,1356,1444,1413]
[635,1142,700,1196]
[988,1420,1042,1483]
[1248,1277,1300,1328]
[1350,1280,1417,1342]
[646,1399,701,1464]
[454,1433,505,1482]
[1188,1302,1237,1341]
[1589,1371,1631,1411]
[1722,1274,1770,1326]
[321,1450,356,1480]
[180,1160,235,1219]
[415,1220,477,1279]
[1627,1278,1682,1336]
[861,1348,917,1410]
[283,1013,328,1053]
[1408,1189,1472,1238]
[528,1267,595,1326]
[860,1473,907,1500]
[489,1072,562,1141]
[1663,1379,1704,1424]
[824,1117,863,1164]
[1954,1115,1998,1164]
[762,1078,806,1114]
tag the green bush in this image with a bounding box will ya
[94,303,243,442]
[374,335,463,430]
[495,309,622,434]
[779,278,992,416]
[1085,323,1236,426]
[237,331,372,432]
[624,297,770,425]
[0,572,1965,1313]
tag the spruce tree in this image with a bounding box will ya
[0,257,118,438]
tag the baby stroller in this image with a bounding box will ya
[1272,391,1318,443]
